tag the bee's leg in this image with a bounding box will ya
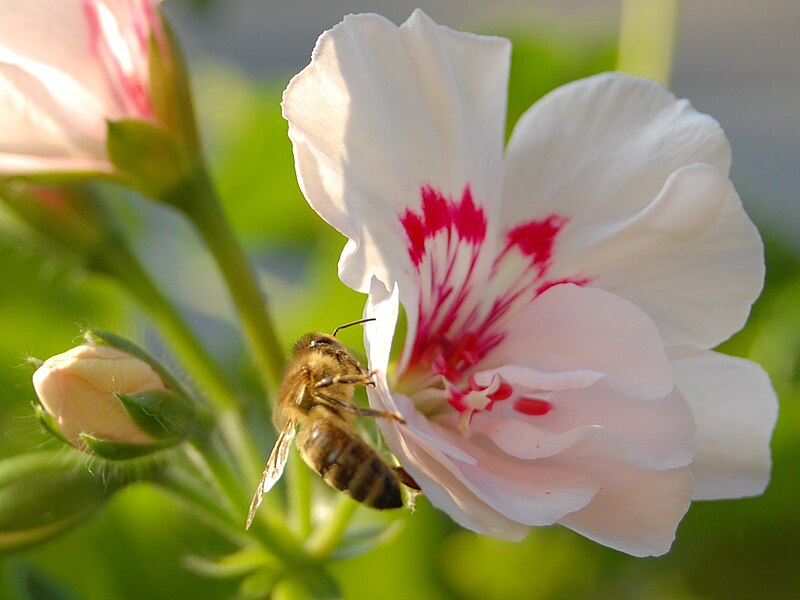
[313,390,406,424]
[315,372,375,388]
[393,466,420,490]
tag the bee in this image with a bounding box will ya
[246,319,410,529]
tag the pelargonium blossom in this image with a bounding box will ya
[0,0,162,175]
[283,10,777,556]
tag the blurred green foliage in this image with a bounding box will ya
[1,23,797,600]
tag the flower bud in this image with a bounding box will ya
[0,452,110,552]
[32,340,196,459]
[0,0,197,191]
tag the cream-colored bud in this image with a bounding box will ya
[32,343,167,446]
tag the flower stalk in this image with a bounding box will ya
[305,496,359,560]
[188,433,302,562]
[288,448,314,539]
[159,166,285,389]
[617,0,679,85]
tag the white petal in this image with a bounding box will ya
[363,277,398,377]
[283,9,510,295]
[503,72,730,224]
[476,382,695,469]
[473,365,605,392]
[0,59,110,172]
[373,384,597,532]
[453,446,596,527]
[502,73,758,348]
[481,284,673,399]
[373,391,529,539]
[671,351,777,500]
[0,1,119,114]
[559,465,693,557]
[551,164,764,348]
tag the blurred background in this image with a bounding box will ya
[1,1,798,598]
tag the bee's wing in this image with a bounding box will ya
[245,420,296,529]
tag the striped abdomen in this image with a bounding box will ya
[297,417,403,509]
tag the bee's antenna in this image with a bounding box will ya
[333,318,376,337]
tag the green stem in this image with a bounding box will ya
[95,232,264,481]
[161,167,285,389]
[288,448,313,538]
[617,0,679,85]
[98,235,241,412]
[190,433,302,562]
[305,496,359,560]
[155,466,251,545]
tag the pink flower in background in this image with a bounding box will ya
[0,0,161,175]
[283,10,778,556]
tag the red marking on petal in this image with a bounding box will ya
[513,398,553,416]
[400,209,427,267]
[448,388,468,413]
[505,215,568,274]
[421,186,450,234]
[487,382,513,402]
[536,277,592,296]
[83,0,153,117]
[453,187,486,244]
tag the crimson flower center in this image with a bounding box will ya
[397,184,589,422]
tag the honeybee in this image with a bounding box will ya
[246,319,410,529]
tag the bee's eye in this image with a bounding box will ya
[310,337,332,347]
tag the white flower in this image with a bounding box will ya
[0,0,161,175]
[283,10,777,556]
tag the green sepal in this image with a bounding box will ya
[106,118,187,197]
[115,389,197,440]
[0,452,110,553]
[270,568,340,600]
[328,520,406,561]
[184,547,277,580]
[31,403,70,445]
[79,433,179,461]
[148,12,200,160]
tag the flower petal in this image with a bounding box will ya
[671,350,777,500]
[0,59,110,172]
[550,164,764,348]
[502,73,759,348]
[0,0,154,115]
[0,0,158,174]
[480,284,673,399]
[559,465,692,557]
[372,388,529,539]
[283,9,510,295]
[476,382,695,469]
[503,72,730,225]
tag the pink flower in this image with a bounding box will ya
[283,10,778,556]
[0,0,162,175]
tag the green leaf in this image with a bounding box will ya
[6,559,81,600]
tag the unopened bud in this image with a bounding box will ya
[32,339,196,459]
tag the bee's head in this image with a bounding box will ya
[308,333,340,350]
[293,333,345,357]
